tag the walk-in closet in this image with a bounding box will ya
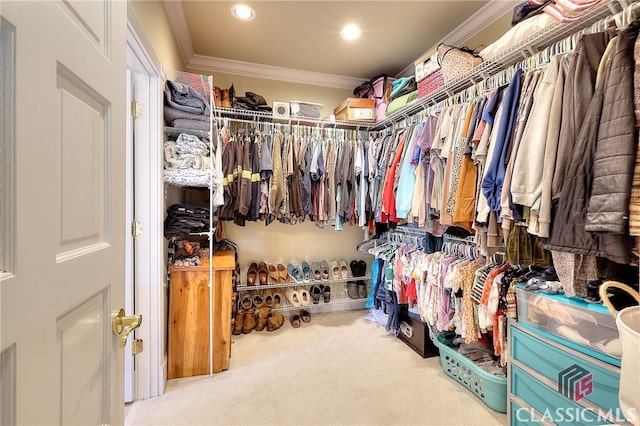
[3,0,640,424]
[135,0,640,424]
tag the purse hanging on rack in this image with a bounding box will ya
[436,43,484,87]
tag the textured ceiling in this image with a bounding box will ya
[179,1,494,80]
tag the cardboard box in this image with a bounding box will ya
[333,98,375,122]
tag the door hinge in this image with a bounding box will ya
[131,220,143,238]
[132,338,144,355]
[131,100,143,118]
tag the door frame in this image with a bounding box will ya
[126,4,166,401]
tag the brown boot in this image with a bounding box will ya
[242,308,256,334]
[221,89,232,108]
[255,307,272,331]
[266,312,285,331]
[232,309,245,336]
[214,86,222,108]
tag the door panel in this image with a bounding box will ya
[58,0,107,49]
[0,1,127,424]
[57,290,109,425]
[57,65,107,255]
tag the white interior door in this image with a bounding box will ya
[0,1,128,424]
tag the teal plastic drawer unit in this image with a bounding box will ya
[511,364,616,425]
[511,324,621,413]
[510,398,545,425]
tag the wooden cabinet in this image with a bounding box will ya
[167,250,235,379]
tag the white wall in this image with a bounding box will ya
[224,220,373,282]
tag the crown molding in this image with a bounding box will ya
[165,0,516,86]
[399,0,520,76]
[443,0,520,47]
[188,55,367,90]
[163,0,193,67]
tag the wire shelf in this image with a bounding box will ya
[164,126,211,140]
[272,282,368,316]
[371,0,623,130]
[236,274,371,291]
[213,107,375,129]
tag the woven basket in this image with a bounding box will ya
[418,69,444,99]
[600,281,640,422]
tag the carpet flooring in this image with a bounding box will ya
[126,309,508,426]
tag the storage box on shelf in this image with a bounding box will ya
[289,100,323,119]
[372,0,621,131]
[334,98,376,123]
[371,75,396,122]
[414,50,444,100]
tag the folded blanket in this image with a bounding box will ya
[175,133,209,155]
[164,169,211,187]
[164,106,209,124]
[169,118,210,131]
[165,80,210,116]
[164,141,211,171]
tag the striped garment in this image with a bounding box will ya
[628,34,640,236]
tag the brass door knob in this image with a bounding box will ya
[111,308,143,348]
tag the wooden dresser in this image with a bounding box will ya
[167,250,235,379]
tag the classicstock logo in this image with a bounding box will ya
[558,364,593,402]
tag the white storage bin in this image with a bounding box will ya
[516,286,621,359]
[289,101,323,119]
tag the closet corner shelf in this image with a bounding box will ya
[213,107,375,130]
[236,274,371,291]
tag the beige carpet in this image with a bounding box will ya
[126,309,507,426]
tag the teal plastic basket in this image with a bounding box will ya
[433,336,508,413]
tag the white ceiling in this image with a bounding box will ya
[164,1,518,89]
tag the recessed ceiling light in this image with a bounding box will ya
[340,24,361,41]
[231,4,255,21]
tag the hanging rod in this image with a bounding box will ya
[213,106,374,130]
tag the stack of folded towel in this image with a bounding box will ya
[164,80,210,131]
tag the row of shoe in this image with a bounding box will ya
[232,306,284,335]
[287,260,351,282]
[290,310,311,328]
[239,288,283,310]
[246,262,291,286]
[246,259,366,286]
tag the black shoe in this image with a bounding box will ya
[585,280,602,303]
